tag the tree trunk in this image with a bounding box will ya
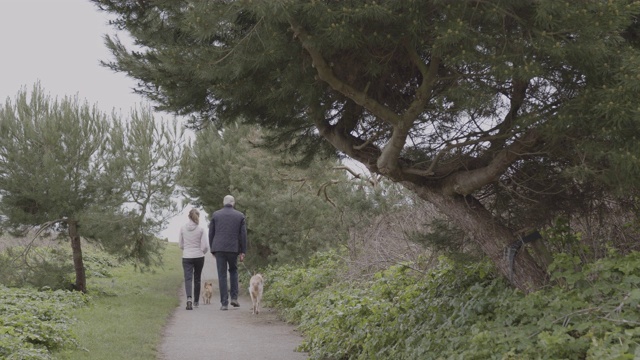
[68,220,87,293]
[407,183,548,293]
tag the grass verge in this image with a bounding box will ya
[55,242,183,360]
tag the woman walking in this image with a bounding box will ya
[179,208,210,310]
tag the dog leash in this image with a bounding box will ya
[240,261,253,277]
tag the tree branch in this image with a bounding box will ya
[444,129,542,195]
[404,132,511,177]
[401,42,441,124]
[308,101,382,173]
[291,20,442,181]
[373,45,441,175]
[489,78,529,151]
[289,20,401,125]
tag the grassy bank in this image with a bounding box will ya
[55,243,183,360]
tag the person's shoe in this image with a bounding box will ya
[186,301,193,310]
[193,302,199,308]
[220,305,228,311]
[230,299,240,307]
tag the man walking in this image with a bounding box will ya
[209,195,247,310]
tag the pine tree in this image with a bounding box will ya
[93,0,640,292]
[0,84,184,291]
[181,123,357,266]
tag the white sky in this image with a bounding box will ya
[0,0,200,242]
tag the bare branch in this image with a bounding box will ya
[7,219,65,268]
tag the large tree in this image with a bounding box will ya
[0,84,184,291]
[93,0,640,292]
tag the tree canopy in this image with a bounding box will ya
[180,123,393,267]
[93,0,640,291]
[0,84,184,291]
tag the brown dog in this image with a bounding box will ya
[249,274,264,315]
[203,281,213,305]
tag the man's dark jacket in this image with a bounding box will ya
[208,204,247,254]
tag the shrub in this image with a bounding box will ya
[267,251,640,359]
[263,250,344,322]
[0,286,88,359]
[0,244,119,290]
[295,258,498,359]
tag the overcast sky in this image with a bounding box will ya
[0,0,198,242]
[0,0,144,113]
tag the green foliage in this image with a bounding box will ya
[0,84,184,290]
[406,217,482,264]
[265,251,640,359]
[0,246,74,290]
[0,238,120,291]
[81,251,119,279]
[0,244,181,360]
[294,258,498,360]
[0,286,88,359]
[181,123,373,266]
[263,250,345,322]
[93,0,640,195]
[80,210,169,270]
[100,108,184,267]
[76,107,183,269]
[178,124,230,212]
[94,0,640,291]
[0,84,115,226]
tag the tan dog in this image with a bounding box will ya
[203,281,213,305]
[249,274,264,315]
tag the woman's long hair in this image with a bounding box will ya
[188,208,200,224]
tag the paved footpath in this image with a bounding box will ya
[159,255,308,360]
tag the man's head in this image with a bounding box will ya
[223,195,235,207]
